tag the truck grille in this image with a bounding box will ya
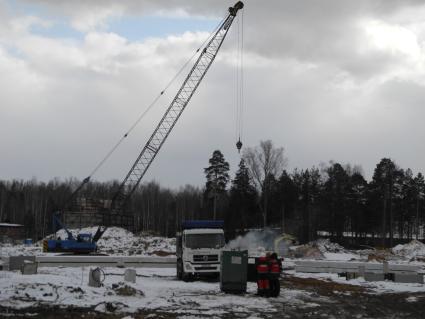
[193,254,219,262]
[194,266,217,271]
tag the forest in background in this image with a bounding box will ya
[1,140,424,247]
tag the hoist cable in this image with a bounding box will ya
[235,14,241,142]
[235,9,245,146]
[240,9,245,141]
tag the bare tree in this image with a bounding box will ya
[243,140,287,227]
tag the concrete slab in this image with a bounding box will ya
[365,264,384,271]
[21,262,38,275]
[364,272,385,282]
[9,256,36,271]
[36,256,176,268]
[394,273,424,284]
[295,266,330,273]
[389,264,422,272]
[346,272,359,280]
[295,260,423,275]
[358,266,365,277]
[124,269,136,283]
[295,261,328,267]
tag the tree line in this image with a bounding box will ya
[1,140,424,246]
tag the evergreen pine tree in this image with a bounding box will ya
[323,163,350,240]
[277,170,298,233]
[370,158,400,246]
[414,173,425,239]
[204,150,230,219]
[347,172,368,240]
[228,159,258,231]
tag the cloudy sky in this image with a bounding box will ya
[1,0,425,188]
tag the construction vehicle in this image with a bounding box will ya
[176,220,225,281]
[44,1,244,253]
[43,214,106,253]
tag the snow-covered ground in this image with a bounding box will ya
[1,230,425,317]
[289,238,425,263]
[0,267,278,317]
[392,240,425,260]
[0,264,424,317]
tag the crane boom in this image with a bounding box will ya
[111,1,244,212]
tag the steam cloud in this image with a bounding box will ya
[226,229,280,255]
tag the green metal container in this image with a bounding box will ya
[220,250,248,294]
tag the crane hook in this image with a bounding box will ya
[236,139,243,153]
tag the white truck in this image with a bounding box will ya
[176,220,225,281]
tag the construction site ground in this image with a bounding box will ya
[1,267,425,319]
[2,232,425,318]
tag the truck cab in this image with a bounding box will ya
[176,220,225,281]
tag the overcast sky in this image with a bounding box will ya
[1,0,425,189]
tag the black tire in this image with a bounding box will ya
[182,272,192,282]
[177,259,183,280]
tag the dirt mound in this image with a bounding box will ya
[289,239,348,259]
[290,245,324,259]
[392,240,425,260]
[282,274,366,296]
[112,282,144,297]
[314,239,346,254]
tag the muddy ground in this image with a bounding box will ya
[274,274,425,319]
[1,275,424,318]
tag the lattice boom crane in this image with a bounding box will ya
[111,1,244,212]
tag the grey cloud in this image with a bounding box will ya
[2,0,425,187]
[21,0,425,79]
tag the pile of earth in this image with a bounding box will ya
[392,239,425,261]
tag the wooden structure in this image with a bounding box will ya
[0,223,25,242]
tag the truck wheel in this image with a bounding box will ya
[177,259,183,280]
[182,272,192,282]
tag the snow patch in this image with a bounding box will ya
[392,240,425,260]
[0,267,277,316]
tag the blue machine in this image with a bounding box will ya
[181,220,224,230]
[43,213,106,254]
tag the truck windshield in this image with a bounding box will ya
[185,234,225,249]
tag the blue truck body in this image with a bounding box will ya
[44,238,97,254]
[181,220,224,230]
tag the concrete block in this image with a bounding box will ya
[389,264,422,273]
[21,262,38,275]
[295,260,423,278]
[345,272,359,280]
[9,256,36,271]
[365,263,384,272]
[295,266,329,273]
[364,272,385,282]
[124,269,136,283]
[295,261,329,268]
[329,267,359,273]
[330,262,363,270]
[88,268,103,287]
[394,273,424,284]
[383,261,389,273]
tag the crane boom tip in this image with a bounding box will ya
[229,1,244,16]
